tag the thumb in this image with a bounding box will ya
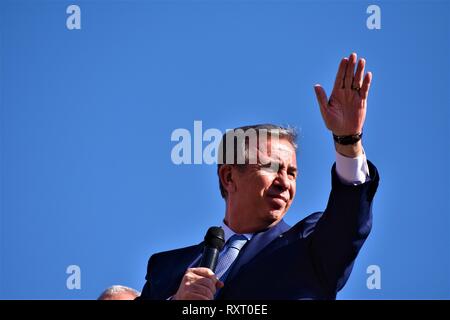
[314,84,328,109]
[216,280,224,289]
[314,84,329,121]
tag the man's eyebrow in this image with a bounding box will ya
[288,165,297,173]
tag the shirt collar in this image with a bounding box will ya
[221,221,253,242]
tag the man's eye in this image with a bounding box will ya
[260,163,277,172]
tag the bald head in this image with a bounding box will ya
[98,285,140,300]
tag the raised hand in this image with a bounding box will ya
[314,52,372,137]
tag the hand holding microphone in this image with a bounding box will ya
[173,227,225,300]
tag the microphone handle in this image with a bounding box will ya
[199,246,220,272]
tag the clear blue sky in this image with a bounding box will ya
[1,0,449,299]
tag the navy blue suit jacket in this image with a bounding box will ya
[138,162,379,300]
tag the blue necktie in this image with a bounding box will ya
[215,234,248,282]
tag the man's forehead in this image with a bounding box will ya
[271,141,295,153]
[253,139,297,163]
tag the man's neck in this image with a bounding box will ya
[223,214,279,234]
[221,221,253,242]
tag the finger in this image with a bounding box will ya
[360,72,372,100]
[353,58,365,90]
[191,268,217,281]
[188,292,211,300]
[216,280,224,289]
[314,85,329,121]
[191,284,214,300]
[333,58,348,91]
[195,277,217,294]
[344,52,357,89]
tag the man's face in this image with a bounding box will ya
[231,138,297,228]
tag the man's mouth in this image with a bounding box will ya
[267,193,289,204]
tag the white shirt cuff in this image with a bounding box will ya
[335,150,370,185]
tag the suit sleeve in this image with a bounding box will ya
[309,160,379,294]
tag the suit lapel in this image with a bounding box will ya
[223,220,290,284]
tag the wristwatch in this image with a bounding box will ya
[333,132,363,145]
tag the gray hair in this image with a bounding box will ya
[217,124,298,199]
[97,285,141,300]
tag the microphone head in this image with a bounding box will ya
[204,226,225,251]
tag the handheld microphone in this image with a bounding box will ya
[199,226,225,272]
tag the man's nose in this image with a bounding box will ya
[273,171,290,191]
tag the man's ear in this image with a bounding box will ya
[219,165,237,195]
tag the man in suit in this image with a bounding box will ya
[138,52,379,300]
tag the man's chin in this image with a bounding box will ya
[265,208,286,224]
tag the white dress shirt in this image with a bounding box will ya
[335,150,370,185]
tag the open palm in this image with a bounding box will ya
[314,53,372,136]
